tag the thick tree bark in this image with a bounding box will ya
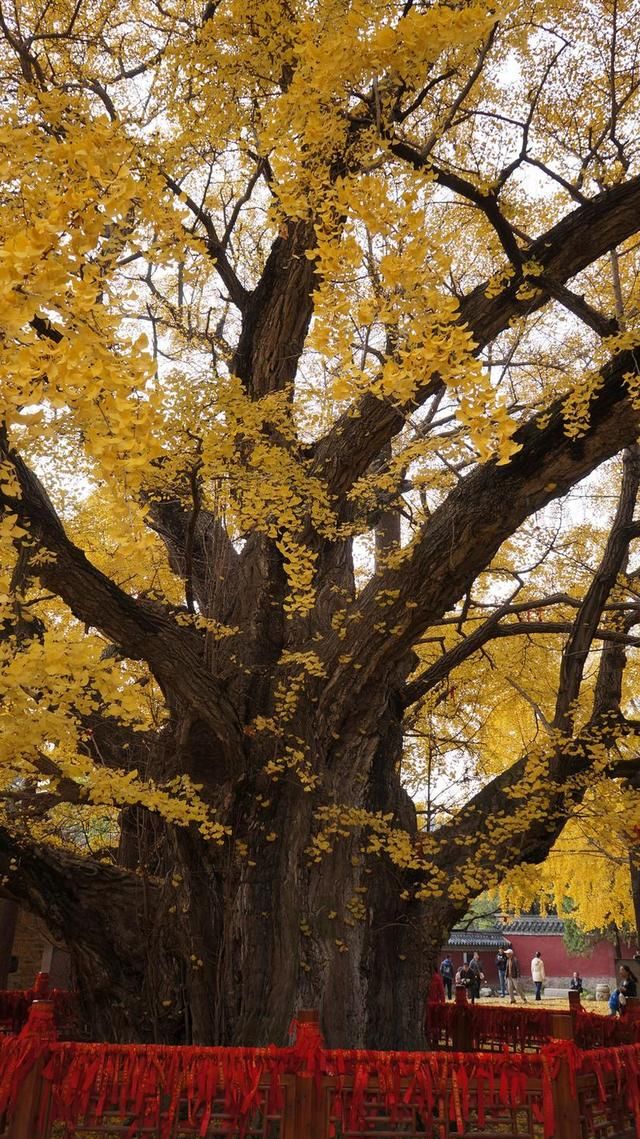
[630,851,640,943]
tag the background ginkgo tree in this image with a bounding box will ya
[4,0,640,1048]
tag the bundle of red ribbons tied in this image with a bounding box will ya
[0,988,75,1035]
[0,1020,639,1136]
[425,999,556,1051]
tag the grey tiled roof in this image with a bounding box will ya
[447,930,511,949]
[502,916,565,935]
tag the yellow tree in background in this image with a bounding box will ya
[4,0,640,1046]
[407,463,640,942]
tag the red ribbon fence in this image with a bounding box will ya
[0,998,639,1138]
[0,973,75,1037]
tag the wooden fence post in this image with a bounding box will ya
[32,973,49,999]
[568,988,581,1039]
[452,985,472,1051]
[625,996,640,1025]
[6,1000,56,1139]
[567,990,581,1014]
[548,1008,582,1139]
[290,1008,324,1139]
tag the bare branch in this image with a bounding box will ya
[403,620,640,710]
[536,276,618,337]
[161,172,249,309]
[554,445,640,732]
[389,140,523,266]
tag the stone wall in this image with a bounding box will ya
[8,909,49,990]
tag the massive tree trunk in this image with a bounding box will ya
[73,700,431,1048]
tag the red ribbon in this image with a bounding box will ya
[425,999,556,1052]
[0,1023,639,1137]
[0,988,75,1035]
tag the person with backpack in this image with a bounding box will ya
[455,962,472,993]
[439,954,454,999]
[609,964,637,1015]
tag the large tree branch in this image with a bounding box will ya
[0,823,158,997]
[536,276,618,337]
[427,679,632,928]
[231,219,318,400]
[0,438,243,764]
[146,496,240,623]
[312,173,640,504]
[413,459,640,925]
[317,347,640,738]
[553,445,640,733]
[403,622,640,710]
[426,721,602,930]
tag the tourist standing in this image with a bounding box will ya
[468,951,484,1004]
[495,949,508,997]
[505,949,528,1004]
[570,971,583,994]
[439,954,454,1000]
[530,951,545,1001]
[609,964,637,1015]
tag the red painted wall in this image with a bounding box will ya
[507,934,613,980]
[441,935,637,986]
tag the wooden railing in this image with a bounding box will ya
[425,985,640,1051]
[0,990,639,1137]
[0,974,75,1038]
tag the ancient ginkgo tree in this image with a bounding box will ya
[3,0,640,1048]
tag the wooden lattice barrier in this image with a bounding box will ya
[0,974,76,1038]
[0,995,639,1138]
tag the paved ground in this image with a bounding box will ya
[471,995,609,1012]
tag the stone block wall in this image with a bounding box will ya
[8,910,49,990]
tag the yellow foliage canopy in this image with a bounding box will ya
[2,0,640,993]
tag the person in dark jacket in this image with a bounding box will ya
[570,971,583,994]
[455,962,472,992]
[609,965,637,1015]
[468,952,484,1004]
[440,955,454,1000]
[505,949,528,1004]
[496,950,508,997]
